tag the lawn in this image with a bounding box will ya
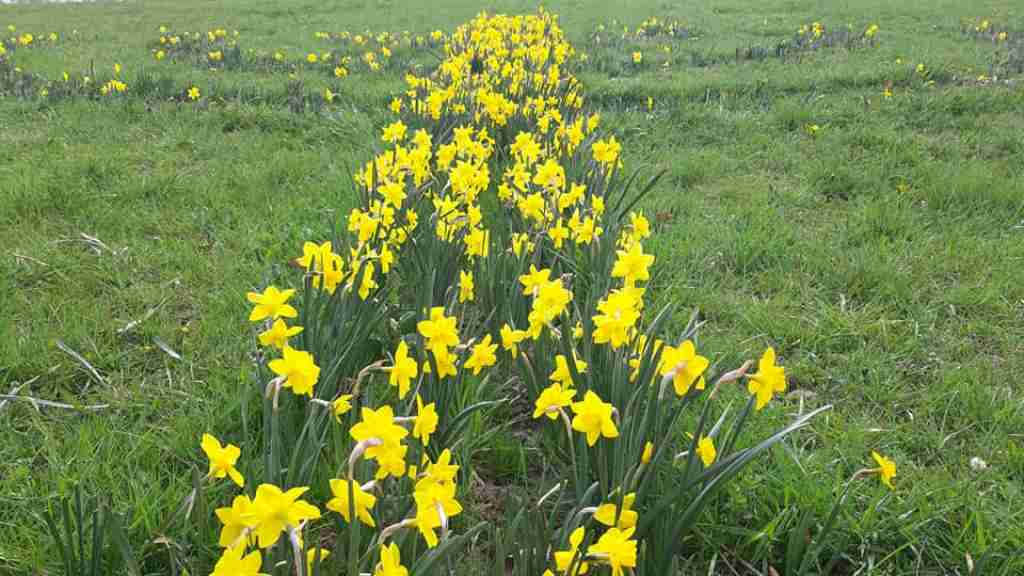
[2,0,1023,574]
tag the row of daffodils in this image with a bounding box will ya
[200,10,895,576]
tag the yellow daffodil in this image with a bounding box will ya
[594,493,638,529]
[871,451,897,489]
[500,324,528,358]
[658,340,708,396]
[349,405,409,460]
[382,120,408,143]
[533,383,575,420]
[413,476,463,547]
[249,483,321,549]
[417,307,460,352]
[464,334,497,375]
[257,319,303,349]
[387,341,418,399]
[326,478,377,527]
[747,347,786,410]
[201,433,244,487]
[214,494,256,547]
[587,527,637,576]
[550,354,587,387]
[611,241,654,285]
[332,394,353,422]
[210,545,261,576]
[458,269,475,303]
[554,526,589,574]
[695,436,717,467]
[413,394,439,446]
[247,286,297,322]
[571,390,619,446]
[375,542,408,576]
[268,346,320,397]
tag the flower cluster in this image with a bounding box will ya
[183,9,879,576]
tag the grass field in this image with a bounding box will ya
[2,0,1024,574]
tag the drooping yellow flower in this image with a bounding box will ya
[382,120,408,143]
[458,269,475,303]
[249,483,321,549]
[592,136,621,166]
[350,405,409,461]
[464,334,497,375]
[326,478,377,527]
[375,542,409,576]
[632,51,642,64]
[695,435,717,468]
[257,319,303,349]
[268,346,320,397]
[358,262,378,300]
[592,288,642,349]
[500,324,528,358]
[594,493,638,530]
[247,286,297,322]
[871,451,897,489]
[413,394,439,446]
[519,265,552,297]
[747,347,786,410]
[658,340,709,397]
[214,494,256,547]
[210,545,262,576]
[332,394,353,422]
[413,476,463,547]
[587,527,637,576]
[201,433,244,487]
[533,383,575,420]
[417,307,460,352]
[387,341,418,399]
[571,390,619,446]
[550,354,587,387]
[554,526,589,574]
[611,241,654,285]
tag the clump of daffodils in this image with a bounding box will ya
[186,9,845,576]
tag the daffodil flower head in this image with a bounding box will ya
[214,494,256,548]
[249,484,321,549]
[246,286,297,322]
[871,451,897,489]
[594,493,638,530]
[554,526,589,574]
[571,390,619,446]
[326,478,377,527]
[747,347,786,410]
[257,319,303,350]
[387,341,418,399]
[375,542,409,576]
[210,545,262,576]
[658,340,708,397]
[587,527,637,576]
[268,346,320,397]
[695,435,717,468]
[413,476,463,548]
[332,394,353,422]
[413,395,439,446]
[533,382,575,420]
[464,334,498,375]
[201,433,244,487]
